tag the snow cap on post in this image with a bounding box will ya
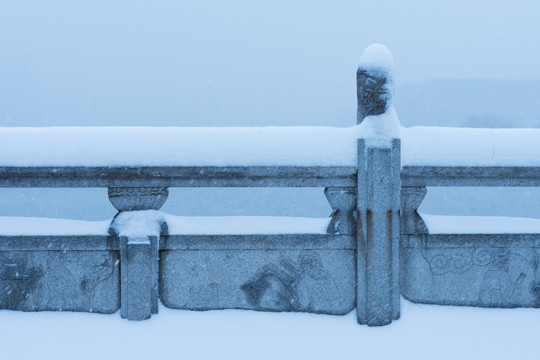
[357,44,395,124]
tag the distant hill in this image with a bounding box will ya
[396,79,540,128]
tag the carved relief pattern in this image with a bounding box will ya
[108,187,168,197]
[241,253,343,312]
[160,249,355,315]
[421,247,540,307]
[0,251,119,313]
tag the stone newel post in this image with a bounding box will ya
[356,44,401,326]
[108,187,169,320]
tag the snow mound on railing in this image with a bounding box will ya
[402,127,540,166]
[422,214,540,234]
[1,125,540,167]
[0,126,361,167]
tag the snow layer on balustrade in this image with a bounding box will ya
[164,214,330,235]
[114,211,330,237]
[422,214,540,234]
[402,127,540,166]
[0,213,330,236]
[2,125,540,168]
[0,217,111,236]
[0,126,362,167]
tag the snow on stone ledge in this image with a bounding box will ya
[402,127,540,167]
[422,214,540,234]
[0,213,330,236]
[163,214,330,235]
[2,125,540,168]
[113,211,331,236]
[0,217,111,236]
[0,126,361,167]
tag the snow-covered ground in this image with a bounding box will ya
[1,300,539,360]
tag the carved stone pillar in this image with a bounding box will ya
[356,44,400,326]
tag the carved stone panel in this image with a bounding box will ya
[0,251,120,313]
[401,234,540,308]
[160,249,355,315]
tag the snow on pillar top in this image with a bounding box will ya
[357,44,395,124]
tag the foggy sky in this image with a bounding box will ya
[1,0,539,127]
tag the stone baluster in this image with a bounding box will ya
[324,187,357,234]
[356,44,401,326]
[108,187,169,320]
[401,187,428,235]
[108,187,169,212]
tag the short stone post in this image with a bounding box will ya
[108,187,169,320]
[119,235,155,320]
[356,44,401,326]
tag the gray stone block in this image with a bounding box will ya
[401,234,540,307]
[111,211,165,320]
[0,235,116,251]
[0,166,357,188]
[119,235,159,320]
[357,138,401,326]
[0,250,119,313]
[401,166,540,187]
[160,249,355,315]
[161,234,355,251]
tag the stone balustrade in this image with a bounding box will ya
[1,44,539,325]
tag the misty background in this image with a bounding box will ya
[0,0,539,221]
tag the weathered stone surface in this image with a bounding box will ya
[356,45,394,124]
[357,69,393,122]
[111,212,163,320]
[0,250,119,313]
[0,166,357,188]
[402,166,540,187]
[357,138,401,326]
[401,234,540,307]
[401,186,428,235]
[160,249,355,315]
[108,187,168,211]
[161,234,355,251]
[324,187,357,234]
[0,235,116,251]
[119,236,157,320]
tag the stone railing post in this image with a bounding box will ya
[108,187,169,320]
[356,44,401,326]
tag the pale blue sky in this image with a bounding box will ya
[1,1,539,126]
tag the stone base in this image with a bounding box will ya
[401,234,540,308]
[0,250,120,313]
[160,249,355,314]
